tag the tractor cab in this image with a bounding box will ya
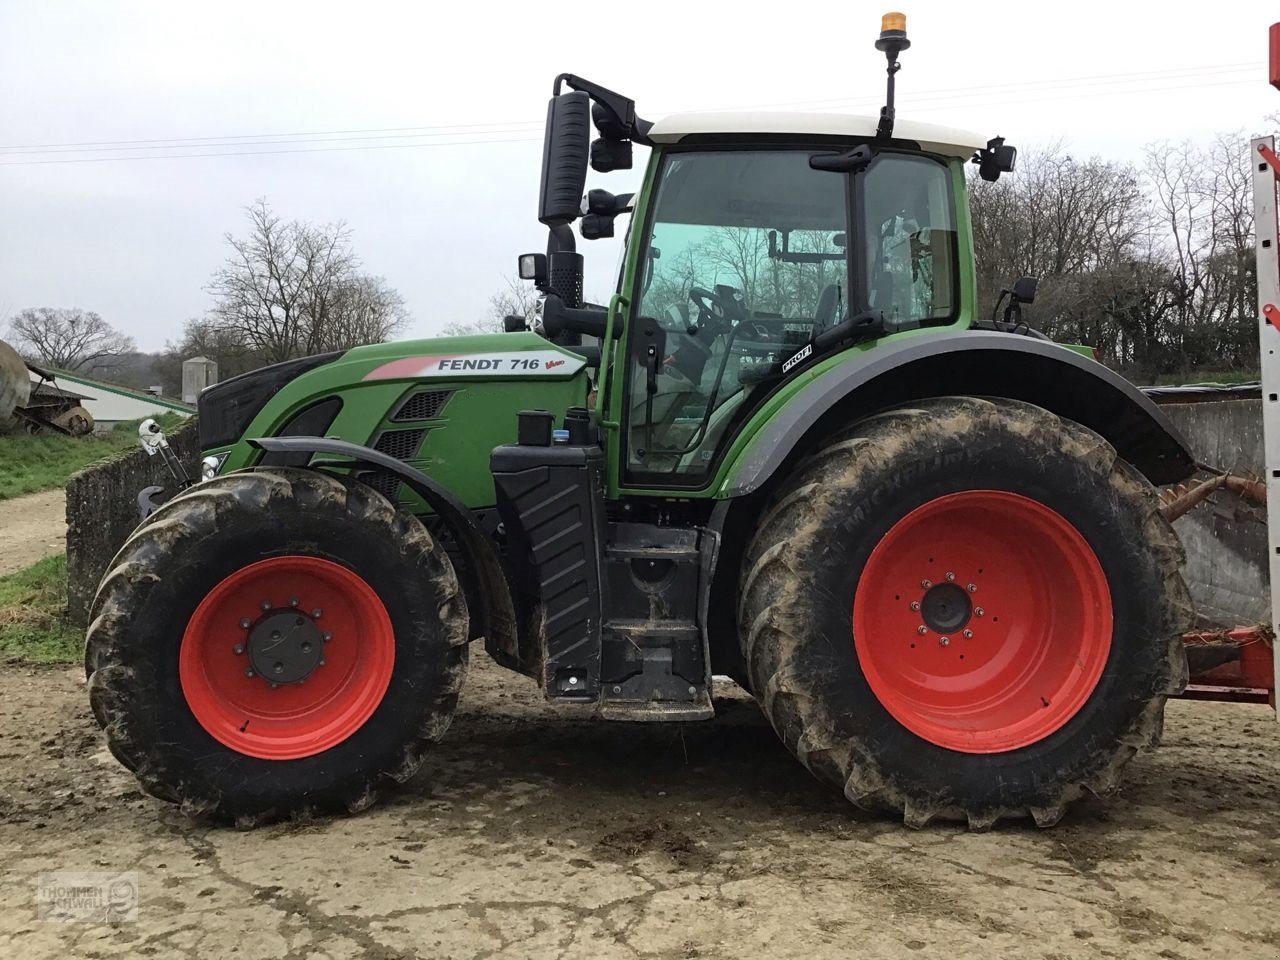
[618,115,977,483]
[516,21,1011,492]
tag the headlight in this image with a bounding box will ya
[200,454,227,481]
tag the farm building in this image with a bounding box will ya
[31,368,193,431]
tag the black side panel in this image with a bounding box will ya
[258,397,343,467]
[490,443,607,698]
[198,352,341,449]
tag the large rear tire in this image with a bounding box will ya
[739,397,1191,828]
[86,468,469,825]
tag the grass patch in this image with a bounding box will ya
[0,411,187,500]
[0,553,81,664]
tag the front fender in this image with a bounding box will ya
[247,437,518,663]
[718,331,1195,496]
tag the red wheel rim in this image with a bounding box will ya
[179,556,394,760]
[852,491,1112,754]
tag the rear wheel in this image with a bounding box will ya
[86,468,469,825]
[739,397,1191,828]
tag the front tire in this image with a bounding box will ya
[86,468,469,825]
[739,397,1191,828]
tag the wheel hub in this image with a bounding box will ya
[180,555,395,760]
[919,582,971,634]
[851,490,1113,754]
[246,610,325,684]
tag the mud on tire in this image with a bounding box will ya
[738,397,1192,829]
[85,468,469,825]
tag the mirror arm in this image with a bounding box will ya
[555,74,654,145]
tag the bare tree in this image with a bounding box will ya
[968,137,1260,380]
[5,307,135,371]
[206,199,407,363]
[442,276,539,336]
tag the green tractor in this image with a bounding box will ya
[87,15,1194,829]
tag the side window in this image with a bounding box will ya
[624,150,849,484]
[862,155,957,330]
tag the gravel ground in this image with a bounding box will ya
[0,489,65,576]
[0,652,1278,960]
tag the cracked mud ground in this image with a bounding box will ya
[1,654,1278,959]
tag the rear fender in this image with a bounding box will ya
[719,331,1196,497]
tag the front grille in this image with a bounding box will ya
[357,469,403,501]
[392,389,451,422]
[373,428,427,461]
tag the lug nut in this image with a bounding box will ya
[962,629,973,639]
[289,598,299,607]
[322,632,332,642]
[921,579,932,589]
[945,571,956,582]
[318,658,325,667]
[273,662,284,674]
[909,601,921,611]
[270,682,279,689]
[301,641,312,653]
[916,625,927,635]
[239,618,251,630]
[311,608,322,619]
[233,644,245,655]
[967,583,977,593]
[244,668,255,678]
[270,630,282,640]
[975,607,985,617]
[260,600,271,611]
[939,636,950,646]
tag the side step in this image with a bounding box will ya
[598,524,714,721]
[490,413,715,721]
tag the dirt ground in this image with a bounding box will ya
[0,489,65,575]
[0,653,1277,960]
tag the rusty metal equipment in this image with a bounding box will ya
[0,340,95,436]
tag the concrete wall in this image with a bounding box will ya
[65,419,199,626]
[1161,399,1268,629]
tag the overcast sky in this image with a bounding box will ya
[2,1,1278,352]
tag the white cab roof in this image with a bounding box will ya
[647,111,984,159]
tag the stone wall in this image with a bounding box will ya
[65,419,199,626]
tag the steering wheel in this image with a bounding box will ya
[688,284,745,333]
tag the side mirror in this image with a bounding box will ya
[538,91,591,225]
[973,136,1017,182]
[1011,276,1038,304]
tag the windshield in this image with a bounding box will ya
[623,147,958,485]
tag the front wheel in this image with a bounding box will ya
[86,468,469,825]
[739,397,1191,828]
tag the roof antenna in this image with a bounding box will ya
[875,12,910,140]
